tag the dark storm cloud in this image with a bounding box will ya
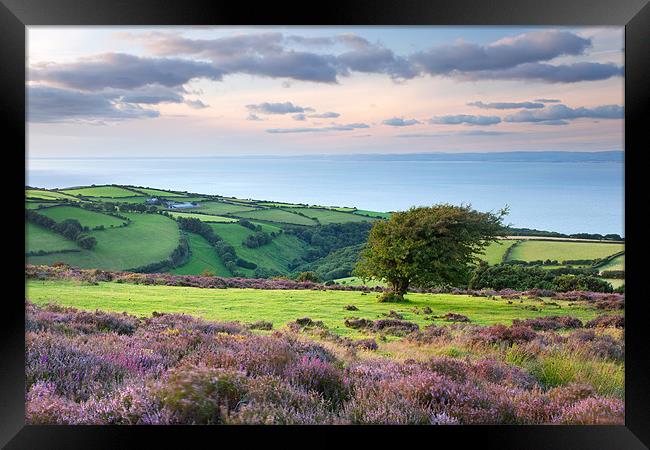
[467,101,545,109]
[429,114,501,126]
[30,53,224,90]
[28,85,159,123]
[382,117,421,126]
[266,122,369,133]
[504,104,624,123]
[246,102,315,115]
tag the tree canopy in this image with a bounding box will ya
[354,204,507,297]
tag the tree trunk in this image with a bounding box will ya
[390,279,409,297]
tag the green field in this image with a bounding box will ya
[26,223,80,253]
[479,239,519,265]
[234,208,318,226]
[256,202,300,207]
[38,206,127,229]
[601,278,624,289]
[598,254,625,272]
[171,232,231,277]
[284,207,376,225]
[507,240,624,263]
[26,279,613,338]
[26,189,80,202]
[333,276,386,287]
[167,211,238,223]
[60,186,143,198]
[209,222,308,275]
[353,209,391,219]
[28,213,180,270]
[89,196,150,204]
[129,187,187,197]
[26,202,60,210]
[186,201,256,215]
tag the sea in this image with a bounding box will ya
[26,151,625,236]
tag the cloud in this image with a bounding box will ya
[28,85,159,123]
[472,62,622,83]
[396,130,511,138]
[246,113,263,121]
[308,112,340,118]
[266,122,369,133]
[30,53,224,90]
[534,98,561,103]
[409,30,621,83]
[184,99,209,109]
[286,35,334,46]
[142,33,340,83]
[429,114,501,126]
[292,113,306,121]
[382,117,421,126]
[246,102,314,115]
[504,104,623,123]
[467,101,545,109]
[411,30,589,74]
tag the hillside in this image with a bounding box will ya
[25,185,624,286]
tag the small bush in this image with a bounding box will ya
[377,291,405,303]
[248,321,273,331]
[155,365,248,424]
[586,315,624,329]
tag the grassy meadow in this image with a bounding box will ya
[28,213,180,270]
[38,206,127,228]
[167,211,238,223]
[26,223,80,253]
[170,232,232,277]
[508,240,624,262]
[26,279,612,338]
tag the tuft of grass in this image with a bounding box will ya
[529,350,624,398]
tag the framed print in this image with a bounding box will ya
[2,0,649,448]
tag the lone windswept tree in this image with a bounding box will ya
[354,204,507,299]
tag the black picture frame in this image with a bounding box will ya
[2,0,648,447]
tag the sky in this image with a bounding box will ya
[27,26,624,157]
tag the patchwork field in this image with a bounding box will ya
[234,208,318,226]
[60,185,143,198]
[353,209,391,219]
[333,276,387,287]
[209,222,309,275]
[598,254,625,272]
[171,232,231,277]
[26,202,60,210]
[508,240,624,262]
[129,187,187,197]
[27,213,180,270]
[26,189,80,202]
[26,223,80,253]
[167,211,238,223]
[186,201,256,215]
[26,279,610,338]
[284,207,376,225]
[479,239,518,265]
[88,196,150,204]
[38,206,127,228]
